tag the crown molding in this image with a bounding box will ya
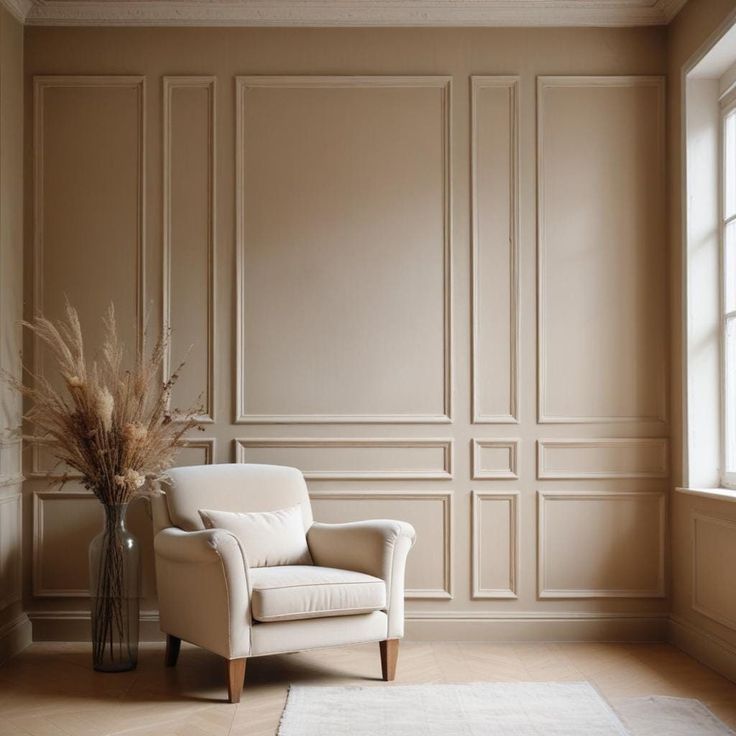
[12,0,689,28]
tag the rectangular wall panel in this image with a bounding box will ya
[175,438,216,467]
[235,76,451,423]
[235,438,452,479]
[163,77,216,422]
[33,76,145,474]
[692,514,736,629]
[472,491,519,598]
[0,494,21,610]
[538,490,665,598]
[310,491,452,599]
[471,77,519,423]
[472,439,519,479]
[537,439,668,479]
[537,77,665,423]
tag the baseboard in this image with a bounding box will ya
[0,613,32,664]
[29,610,165,643]
[669,614,736,683]
[404,612,669,642]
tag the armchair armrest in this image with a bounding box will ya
[154,528,252,658]
[307,520,416,638]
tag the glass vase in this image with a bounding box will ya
[88,502,140,672]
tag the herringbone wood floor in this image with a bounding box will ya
[0,641,735,735]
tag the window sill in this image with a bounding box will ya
[676,487,736,502]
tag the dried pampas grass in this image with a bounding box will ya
[7,302,201,503]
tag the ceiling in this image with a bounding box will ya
[4,0,687,28]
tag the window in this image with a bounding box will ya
[722,99,736,487]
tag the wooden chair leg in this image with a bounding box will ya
[226,658,247,703]
[379,639,399,681]
[165,635,181,667]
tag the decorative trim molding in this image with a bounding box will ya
[0,494,22,611]
[234,75,452,424]
[537,438,669,480]
[310,489,452,599]
[0,0,32,24]
[19,0,687,28]
[537,490,666,599]
[234,438,453,480]
[471,490,519,599]
[536,75,667,424]
[163,76,216,424]
[669,614,736,685]
[32,491,97,597]
[471,76,520,424]
[692,513,736,630]
[32,76,146,475]
[471,438,519,480]
[177,436,216,465]
[0,437,22,487]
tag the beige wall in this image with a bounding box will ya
[22,25,671,641]
[0,4,28,663]
[667,0,736,680]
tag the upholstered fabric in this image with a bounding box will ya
[250,611,389,657]
[153,463,415,662]
[250,565,385,623]
[155,527,253,658]
[307,520,416,638]
[163,464,313,532]
[199,505,313,568]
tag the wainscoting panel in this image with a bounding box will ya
[309,490,452,599]
[537,76,665,423]
[692,514,736,630]
[472,439,519,479]
[235,76,451,423]
[537,439,668,479]
[471,76,519,423]
[175,438,216,466]
[0,494,21,610]
[163,76,216,422]
[234,438,452,479]
[32,76,145,475]
[538,490,665,598]
[472,490,519,598]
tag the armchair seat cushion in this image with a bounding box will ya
[250,565,386,623]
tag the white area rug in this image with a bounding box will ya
[278,683,736,736]
[278,682,628,735]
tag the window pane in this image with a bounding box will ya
[725,316,736,473]
[726,112,736,220]
[726,221,736,313]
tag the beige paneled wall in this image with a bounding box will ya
[0,4,27,663]
[23,26,670,641]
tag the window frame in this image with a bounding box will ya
[720,93,736,488]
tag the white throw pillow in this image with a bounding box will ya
[198,504,313,568]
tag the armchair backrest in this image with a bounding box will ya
[161,463,313,532]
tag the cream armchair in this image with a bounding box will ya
[151,463,416,703]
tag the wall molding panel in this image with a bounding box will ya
[471,76,520,424]
[471,490,519,599]
[32,75,146,476]
[309,490,452,599]
[163,76,216,423]
[176,437,216,466]
[0,494,22,611]
[235,75,452,424]
[538,490,666,599]
[234,438,453,479]
[537,438,669,479]
[0,438,22,487]
[471,439,519,480]
[32,491,99,597]
[692,513,736,630]
[537,75,666,424]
